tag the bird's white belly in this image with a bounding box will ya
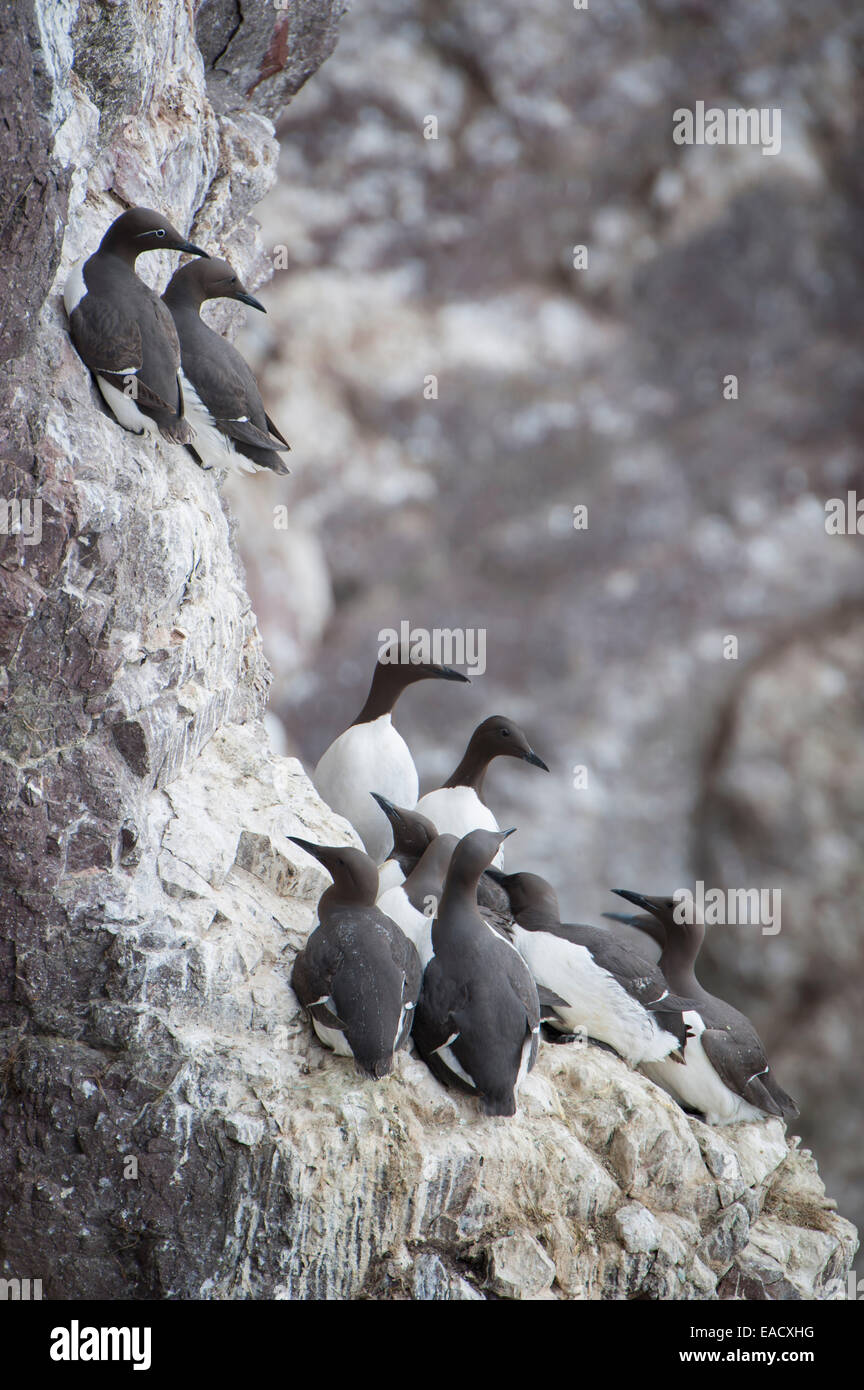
[641,1011,764,1124]
[180,372,256,473]
[63,258,88,314]
[311,1018,353,1058]
[93,374,160,436]
[377,886,434,968]
[512,926,673,1065]
[376,859,405,897]
[313,715,419,863]
[415,787,503,867]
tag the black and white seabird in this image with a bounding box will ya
[288,837,421,1078]
[372,790,507,913]
[162,257,291,475]
[377,830,458,969]
[64,207,208,443]
[415,715,549,868]
[312,646,470,865]
[413,828,541,1116]
[612,891,799,1126]
[488,870,690,1065]
[371,793,439,897]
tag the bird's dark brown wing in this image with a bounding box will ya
[70,296,142,375]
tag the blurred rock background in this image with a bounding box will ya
[223,1,864,1237]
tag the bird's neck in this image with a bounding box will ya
[443,746,489,797]
[658,925,703,998]
[353,663,408,724]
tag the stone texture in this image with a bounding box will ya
[0,0,858,1302]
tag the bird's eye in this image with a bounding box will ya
[231,277,237,284]
[154,228,166,238]
[501,728,511,737]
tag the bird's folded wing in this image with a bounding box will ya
[70,297,143,375]
[213,415,292,451]
[700,1028,784,1117]
[190,362,289,450]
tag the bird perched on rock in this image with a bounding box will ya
[415,716,549,869]
[312,646,470,864]
[612,891,799,1126]
[162,257,291,475]
[288,837,421,1079]
[371,793,439,897]
[413,828,541,1116]
[64,207,208,443]
[377,831,458,970]
[488,870,690,1065]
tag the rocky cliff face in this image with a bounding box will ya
[0,0,856,1299]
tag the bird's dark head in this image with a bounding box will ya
[486,868,560,921]
[370,793,437,865]
[466,715,549,771]
[163,256,266,311]
[449,826,515,884]
[376,642,470,688]
[101,207,209,260]
[289,837,379,904]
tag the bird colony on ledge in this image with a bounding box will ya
[64,209,799,1129]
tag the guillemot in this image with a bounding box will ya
[288,837,421,1078]
[162,257,291,475]
[613,891,799,1125]
[370,793,439,897]
[377,831,458,969]
[312,646,470,864]
[412,828,541,1116]
[488,870,690,1064]
[415,715,549,869]
[64,207,208,443]
[371,791,507,912]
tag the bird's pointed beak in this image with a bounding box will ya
[523,748,549,771]
[434,665,470,683]
[179,240,209,258]
[612,889,658,914]
[236,289,266,312]
[498,827,517,843]
[370,791,405,828]
[288,835,329,866]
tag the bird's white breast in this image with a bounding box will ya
[313,715,419,863]
[63,258,88,314]
[640,1011,764,1124]
[511,925,678,1066]
[376,859,405,897]
[377,885,434,968]
[180,372,257,473]
[415,786,503,866]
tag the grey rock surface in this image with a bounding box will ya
[0,0,858,1300]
